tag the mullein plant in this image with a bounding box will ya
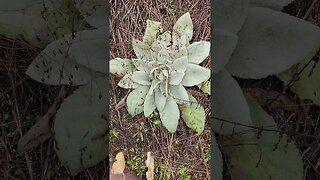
[211,0,320,179]
[4,0,317,177]
[110,12,210,133]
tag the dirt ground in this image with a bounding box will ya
[0,0,320,180]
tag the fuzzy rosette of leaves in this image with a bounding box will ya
[212,0,320,180]
[212,0,320,134]
[110,12,210,133]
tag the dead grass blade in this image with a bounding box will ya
[17,87,67,153]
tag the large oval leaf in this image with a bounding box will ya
[181,64,210,87]
[131,71,152,85]
[143,92,156,117]
[154,87,167,112]
[172,12,193,47]
[26,30,103,85]
[126,85,150,116]
[132,59,152,73]
[212,0,249,34]
[226,7,320,78]
[132,39,154,61]
[157,48,171,63]
[159,96,180,133]
[180,93,205,134]
[168,71,185,85]
[0,0,87,47]
[169,84,189,104]
[150,32,172,59]
[187,41,210,64]
[212,69,252,134]
[143,20,163,46]
[213,28,238,74]
[74,0,107,28]
[68,26,108,74]
[0,0,45,47]
[171,56,188,72]
[221,95,304,180]
[117,73,139,89]
[54,76,108,175]
[250,0,293,10]
[109,58,136,76]
[41,0,89,43]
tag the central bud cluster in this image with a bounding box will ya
[150,63,171,82]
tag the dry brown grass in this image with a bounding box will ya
[109,0,211,59]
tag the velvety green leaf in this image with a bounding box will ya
[213,28,238,74]
[169,84,189,104]
[278,58,320,106]
[221,95,304,180]
[126,85,150,116]
[41,0,88,42]
[171,47,188,60]
[150,31,171,58]
[171,56,188,72]
[109,58,136,76]
[148,79,161,94]
[180,93,205,134]
[132,59,151,73]
[144,92,156,117]
[132,39,154,61]
[117,73,139,89]
[159,96,180,133]
[0,0,44,47]
[197,80,211,95]
[250,0,293,10]
[131,71,152,85]
[226,7,320,78]
[187,41,210,64]
[26,31,102,85]
[0,0,42,9]
[143,20,163,45]
[168,71,184,85]
[0,0,87,47]
[155,87,167,112]
[213,0,249,33]
[73,0,107,27]
[172,12,193,47]
[159,82,168,97]
[157,31,172,48]
[54,76,107,176]
[68,26,108,74]
[181,64,210,87]
[212,69,252,134]
[212,133,223,180]
[157,48,170,63]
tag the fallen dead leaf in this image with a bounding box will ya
[115,96,127,110]
[110,152,141,180]
[111,152,126,174]
[145,152,155,180]
[17,87,67,153]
